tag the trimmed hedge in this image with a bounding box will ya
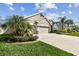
[0,34,16,42]
[49,30,62,34]
[14,36,38,42]
[0,34,38,42]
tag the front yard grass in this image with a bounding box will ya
[0,41,74,56]
[66,32,79,37]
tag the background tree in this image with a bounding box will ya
[64,19,74,32]
[48,20,54,32]
[72,25,79,32]
[59,16,66,30]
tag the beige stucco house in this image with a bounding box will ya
[24,13,52,33]
[0,13,53,34]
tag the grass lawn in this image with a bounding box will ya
[0,41,74,56]
[66,32,79,37]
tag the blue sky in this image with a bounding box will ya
[0,3,79,24]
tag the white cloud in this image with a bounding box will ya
[45,13,60,21]
[4,3,15,11]
[42,3,58,9]
[4,3,13,6]
[9,6,15,11]
[35,3,58,13]
[74,3,79,7]
[20,7,25,11]
[23,14,27,17]
[61,11,66,14]
[68,3,79,8]
[35,3,40,9]
[69,4,72,7]
[1,17,5,20]
[0,17,5,21]
[38,9,45,13]
[68,10,72,14]
[35,3,58,9]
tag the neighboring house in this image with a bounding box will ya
[64,24,74,31]
[52,22,62,30]
[24,13,52,33]
[52,21,74,31]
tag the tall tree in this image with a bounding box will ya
[5,15,34,37]
[64,19,74,32]
[59,16,66,30]
[49,20,54,32]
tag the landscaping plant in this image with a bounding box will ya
[0,15,38,42]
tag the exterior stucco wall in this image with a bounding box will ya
[24,13,51,33]
[25,14,49,27]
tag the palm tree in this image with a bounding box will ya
[59,16,66,30]
[48,20,54,32]
[64,19,74,32]
[5,15,34,37]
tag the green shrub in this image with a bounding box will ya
[49,31,53,33]
[0,34,16,42]
[0,34,38,42]
[49,30,57,33]
[67,29,72,33]
[29,36,38,41]
[14,36,30,42]
[15,36,38,42]
[49,30,61,34]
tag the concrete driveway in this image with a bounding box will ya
[38,33,79,56]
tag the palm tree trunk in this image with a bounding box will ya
[61,24,63,30]
[67,24,70,32]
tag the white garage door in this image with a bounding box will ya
[38,27,48,33]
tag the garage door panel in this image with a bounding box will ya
[38,27,48,33]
